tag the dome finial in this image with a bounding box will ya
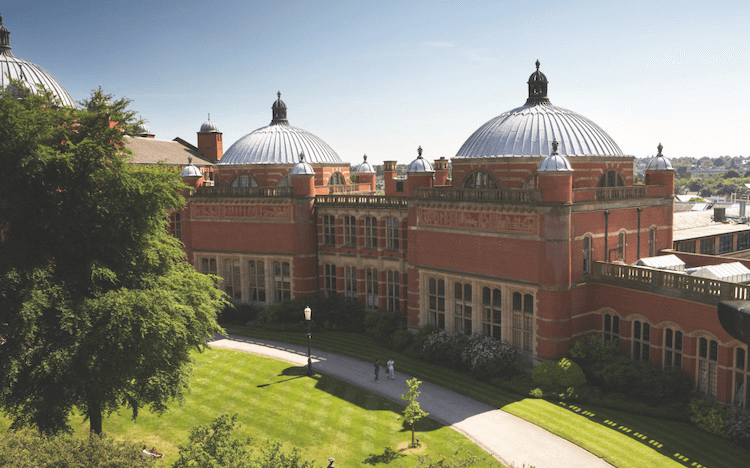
[188,155,193,164]
[657,143,663,156]
[552,139,559,155]
[207,113,211,121]
[526,60,550,106]
[271,91,288,125]
[0,13,12,55]
[363,154,367,162]
[536,59,540,71]
[417,146,423,158]
[299,151,305,163]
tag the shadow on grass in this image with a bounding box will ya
[363,446,406,465]
[256,366,307,388]
[557,401,733,468]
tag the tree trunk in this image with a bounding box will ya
[411,425,415,447]
[88,397,103,435]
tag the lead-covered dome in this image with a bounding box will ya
[0,14,76,107]
[219,92,342,166]
[645,143,673,171]
[456,61,624,159]
[199,114,220,133]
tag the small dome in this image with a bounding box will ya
[291,152,315,175]
[180,156,202,178]
[0,14,76,107]
[408,146,434,173]
[219,92,342,166]
[539,140,573,172]
[456,61,624,159]
[645,143,673,171]
[199,114,220,133]
[352,154,375,174]
[136,122,153,137]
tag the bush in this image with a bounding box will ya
[688,400,732,437]
[219,302,262,325]
[420,331,520,380]
[0,429,152,468]
[727,409,750,449]
[568,335,620,386]
[364,310,405,345]
[259,297,366,332]
[531,358,585,400]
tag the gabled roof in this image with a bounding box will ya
[125,137,212,166]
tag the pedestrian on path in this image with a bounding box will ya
[374,359,380,382]
[387,358,395,380]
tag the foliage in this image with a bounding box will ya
[414,449,503,467]
[259,297,365,332]
[688,400,733,437]
[220,302,262,325]
[726,409,750,449]
[0,82,226,434]
[420,331,521,380]
[531,358,585,400]
[0,428,152,467]
[172,413,315,468]
[364,310,405,346]
[401,378,429,448]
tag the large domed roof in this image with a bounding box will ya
[0,15,76,108]
[219,92,342,166]
[456,61,624,159]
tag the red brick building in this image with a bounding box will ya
[169,64,750,406]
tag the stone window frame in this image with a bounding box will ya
[387,270,400,313]
[323,264,337,297]
[697,336,719,397]
[734,346,750,408]
[343,215,356,247]
[481,286,502,339]
[632,320,650,361]
[386,217,400,250]
[663,327,683,369]
[247,259,266,303]
[364,216,378,249]
[345,265,357,300]
[603,312,620,344]
[365,267,379,310]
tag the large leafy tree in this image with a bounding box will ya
[0,82,226,435]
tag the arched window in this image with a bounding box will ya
[697,337,719,397]
[463,171,497,189]
[329,172,345,185]
[603,313,619,343]
[632,320,650,361]
[734,347,749,408]
[278,175,290,187]
[230,174,258,188]
[664,328,683,368]
[598,170,624,187]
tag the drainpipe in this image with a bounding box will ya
[604,210,610,261]
[637,207,642,259]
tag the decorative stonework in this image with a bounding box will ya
[418,208,538,235]
[192,204,291,219]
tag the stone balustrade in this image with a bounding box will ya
[593,261,750,304]
[414,187,542,203]
[190,186,295,198]
[316,195,409,209]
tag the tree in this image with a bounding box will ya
[0,82,226,435]
[173,414,315,468]
[401,378,429,448]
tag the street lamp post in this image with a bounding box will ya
[304,306,312,376]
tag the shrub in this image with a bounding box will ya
[420,331,520,380]
[364,310,404,345]
[391,329,414,351]
[568,335,620,386]
[727,409,750,449]
[219,302,262,325]
[531,358,585,400]
[688,400,732,437]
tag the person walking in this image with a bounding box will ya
[374,359,380,382]
[387,358,395,380]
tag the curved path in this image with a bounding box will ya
[209,335,613,468]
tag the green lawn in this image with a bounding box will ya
[225,326,750,468]
[1,347,501,467]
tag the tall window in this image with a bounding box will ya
[428,278,445,330]
[324,264,336,297]
[200,257,217,276]
[738,232,750,251]
[230,174,258,188]
[482,287,501,339]
[617,232,625,261]
[344,216,356,247]
[512,293,534,352]
[735,347,750,408]
[664,328,683,368]
[599,170,624,187]
[678,241,696,253]
[365,268,379,310]
[697,337,719,397]
[345,266,357,300]
[632,321,650,361]
[386,218,399,249]
[273,261,291,302]
[248,260,266,302]
[649,227,656,257]
[463,171,497,189]
[387,270,400,313]
[323,215,335,245]
[454,282,472,333]
[719,234,733,254]
[603,313,619,343]
[173,213,182,241]
[583,236,592,275]
[224,259,242,300]
[364,216,377,249]
[700,238,715,255]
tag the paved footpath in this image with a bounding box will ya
[209,335,613,468]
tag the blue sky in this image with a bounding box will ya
[4,0,749,164]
